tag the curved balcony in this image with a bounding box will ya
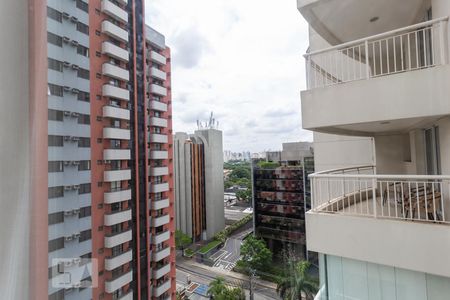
[104,168,131,182]
[307,166,450,278]
[151,182,169,194]
[105,229,132,248]
[150,67,167,81]
[149,116,168,127]
[150,50,166,65]
[103,127,130,140]
[104,188,132,204]
[152,214,170,227]
[150,101,168,112]
[101,20,128,43]
[152,198,170,210]
[103,149,130,160]
[153,246,171,262]
[102,41,129,62]
[104,208,132,226]
[153,263,171,279]
[150,166,169,176]
[102,63,129,82]
[105,270,132,293]
[103,105,130,120]
[150,150,168,160]
[153,278,171,297]
[101,0,128,24]
[105,249,132,271]
[152,230,170,244]
[102,84,130,101]
[149,133,168,144]
[150,84,167,97]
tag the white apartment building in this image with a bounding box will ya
[298,0,450,299]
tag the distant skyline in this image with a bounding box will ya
[145,0,312,152]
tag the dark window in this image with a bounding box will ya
[48,84,63,97]
[79,229,91,242]
[78,160,91,171]
[48,237,64,252]
[77,68,90,80]
[47,6,62,23]
[79,183,91,194]
[48,288,65,300]
[76,0,89,13]
[48,109,63,121]
[48,186,64,198]
[48,161,64,173]
[76,22,89,35]
[77,45,89,57]
[79,206,91,218]
[80,252,91,259]
[48,212,64,225]
[77,91,90,102]
[78,114,90,125]
[78,137,90,148]
[47,32,62,47]
[48,58,63,72]
[48,135,63,147]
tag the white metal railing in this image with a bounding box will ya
[310,166,450,224]
[305,17,449,89]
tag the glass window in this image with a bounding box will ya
[47,32,62,47]
[48,186,64,198]
[78,160,91,171]
[78,137,90,148]
[78,183,91,194]
[48,161,64,173]
[48,237,64,252]
[77,91,90,102]
[79,229,91,242]
[47,6,62,23]
[48,58,63,72]
[48,84,63,97]
[76,0,89,13]
[48,135,63,147]
[77,114,90,125]
[48,212,64,225]
[48,109,63,121]
[76,22,89,35]
[77,68,90,80]
[79,206,91,218]
[77,45,89,57]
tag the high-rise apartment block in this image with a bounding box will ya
[298,0,450,298]
[252,142,314,258]
[2,1,175,299]
[174,129,225,241]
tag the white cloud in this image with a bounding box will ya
[145,0,313,152]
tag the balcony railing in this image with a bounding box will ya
[304,17,449,90]
[310,166,450,224]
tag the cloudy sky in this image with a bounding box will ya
[145,0,312,152]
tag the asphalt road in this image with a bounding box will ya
[176,260,280,300]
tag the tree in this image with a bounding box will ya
[236,189,251,202]
[238,235,272,271]
[207,277,245,300]
[276,261,318,300]
[175,230,192,250]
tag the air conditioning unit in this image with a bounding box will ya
[62,36,70,43]
[71,88,80,94]
[71,64,79,70]
[72,208,80,215]
[65,235,73,242]
[72,233,81,239]
[63,61,71,68]
[72,282,81,288]
[73,185,80,190]
[70,40,79,46]
[70,136,80,142]
[64,260,73,267]
[70,112,80,118]
[64,161,71,166]
[70,16,78,23]
[62,12,70,19]
[72,257,81,264]
[64,136,71,141]
[103,160,111,164]
[64,210,73,216]
[63,86,71,92]
[64,185,73,191]
[71,161,80,166]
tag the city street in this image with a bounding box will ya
[176,258,280,300]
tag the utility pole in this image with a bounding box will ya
[249,268,256,300]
